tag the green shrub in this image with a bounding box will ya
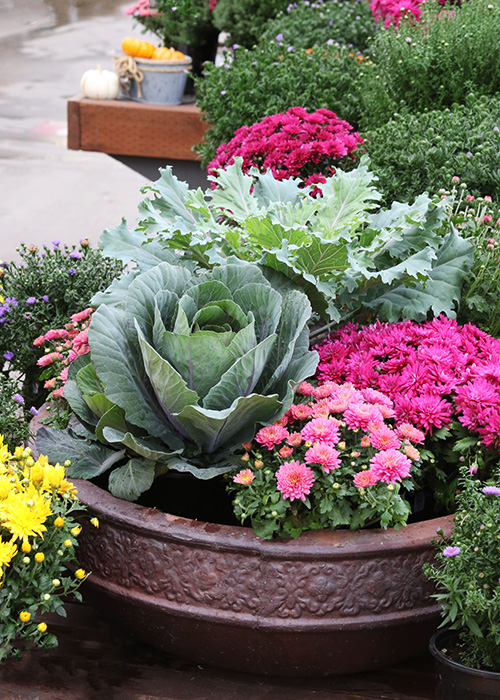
[212,0,290,48]
[260,0,378,53]
[195,43,369,166]
[0,241,123,409]
[0,375,33,449]
[361,0,500,127]
[362,94,500,206]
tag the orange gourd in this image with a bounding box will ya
[121,37,156,59]
[171,50,186,60]
[152,47,174,60]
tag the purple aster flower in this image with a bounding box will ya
[26,297,37,305]
[220,90,226,96]
[52,239,61,247]
[3,351,13,361]
[287,46,294,52]
[442,546,461,557]
[42,295,49,302]
[276,33,284,41]
[467,151,472,157]
[232,44,239,50]
[70,251,82,259]
[482,485,500,496]
[494,126,499,131]
[30,406,39,416]
[68,268,76,276]
[13,393,24,405]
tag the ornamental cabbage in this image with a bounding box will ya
[36,261,318,501]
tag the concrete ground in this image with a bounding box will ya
[0,0,163,262]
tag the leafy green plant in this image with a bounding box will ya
[361,0,500,128]
[126,0,219,76]
[433,179,500,336]
[212,0,290,48]
[260,0,378,53]
[425,466,500,672]
[98,159,474,331]
[36,261,317,501]
[0,241,123,409]
[194,42,369,167]
[0,377,33,450]
[362,93,500,207]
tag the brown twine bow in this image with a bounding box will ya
[112,54,144,99]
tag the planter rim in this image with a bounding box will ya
[430,628,500,680]
[73,478,454,558]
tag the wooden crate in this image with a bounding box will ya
[67,96,208,161]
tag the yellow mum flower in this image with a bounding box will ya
[2,490,52,542]
[42,463,65,491]
[37,622,47,633]
[53,516,64,527]
[0,474,16,500]
[90,517,100,529]
[58,479,78,499]
[34,552,45,563]
[75,568,86,580]
[19,611,30,622]
[0,538,18,575]
[29,462,45,486]
[70,526,81,537]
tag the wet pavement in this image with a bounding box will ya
[0,0,163,262]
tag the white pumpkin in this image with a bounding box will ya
[80,67,120,100]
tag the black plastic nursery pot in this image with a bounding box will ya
[430,629,500,700]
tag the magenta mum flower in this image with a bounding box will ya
[276,461,315,501]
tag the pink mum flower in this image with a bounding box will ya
[404,444,420,461]
[290,403,313,421]
[37,351,63,367]
[370,449,412,483]
[233,469,255,485]
[343,402,384,430]
[353,470,377,487]
[304,443,341,472]
[276,461,315,502]
[287,431,303,446]
[301,417,340,445]
[70,307,94,324]
[255,424,290,450]
[395,423,425,444]
[44,328,69,342]
[369,426,401,450]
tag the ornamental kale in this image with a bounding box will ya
[207,107,363,194]
[36,261,318,501]
[99,159,473,328]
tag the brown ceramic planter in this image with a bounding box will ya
[73,478,453,677]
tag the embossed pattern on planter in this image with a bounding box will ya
[79,513,437,621]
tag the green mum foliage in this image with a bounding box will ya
[36,261,317,501]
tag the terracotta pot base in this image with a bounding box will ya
[75,479,453,677]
